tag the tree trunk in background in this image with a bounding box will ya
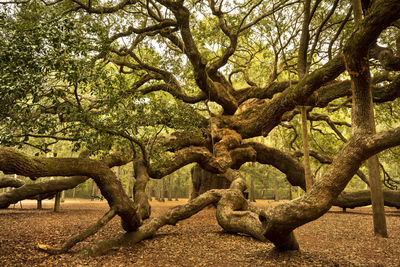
[168,176,172,201]
[368,154,387,236]
[289,185,293,200]
[249,175,255,202]
[147,183,152,201]
[158,179,164,202]
[174,174,179,201]
[91,180,96,200]
[54,191,61,212]
[301,107,313,191]
[37,198,42,209]
[190,164,231,199]
[274,175,279,201]
[297,0,313,192]
[125,173,131,198]
[347,0,388,238]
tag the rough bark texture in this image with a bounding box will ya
[343,0,399,238]
[301,107,313,192]
[0,176,87,209]
[0,177,25,188]
[0,147,140,232]
[78,189,223,257]
[190,164,231,199]
[133,158,151,220]
[335,189,400,209]
[53,191,61,212]
[216,179,268,242]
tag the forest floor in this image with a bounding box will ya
[0,199,399,266]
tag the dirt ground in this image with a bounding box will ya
[0,199,399,266]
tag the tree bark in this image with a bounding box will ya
[0,176,87,209]
[0,177,25,188]
[54,191,61,212]
[216,179,267,242]
[0,147,141,232]
[133,158,151,220]
[78,189,223,257]
[168,176,172,201]
[190,164,231,199]
[158,179,164,202]
[334,189,400,209]
[297,0,313,192]
[274,175,279,202]
[345,0,390,237]
[301,107,313,191]
[125,169,131,197]
[249,175,255,202]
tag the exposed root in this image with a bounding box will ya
[77,190,222,256]
[75,178,275,257]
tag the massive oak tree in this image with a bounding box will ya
[1,0,400,256]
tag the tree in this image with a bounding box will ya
[1,0,400,257]
[347,0,388,237]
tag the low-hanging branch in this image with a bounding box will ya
[0,175,88,209]
[0,147,140,232]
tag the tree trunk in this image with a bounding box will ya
[346,0,388,238]
[301,107,313,191]
[190,164,231,199]
[297,0,313,192]
[54,191,61,212]
[274,175,279,202]
[147,183,152,202]
[37,198,42,209]
[133,159,151,220]
[158,179,165,202]
[168,176,172,201]
[174,174,179,201]
[368,156,387,236]
[125,173,131,197]
[249,175,255,202]
[91,180,96,200]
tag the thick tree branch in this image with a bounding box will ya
[0,177,25,188]
[335,189,400,209]
[0,147,140,232]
